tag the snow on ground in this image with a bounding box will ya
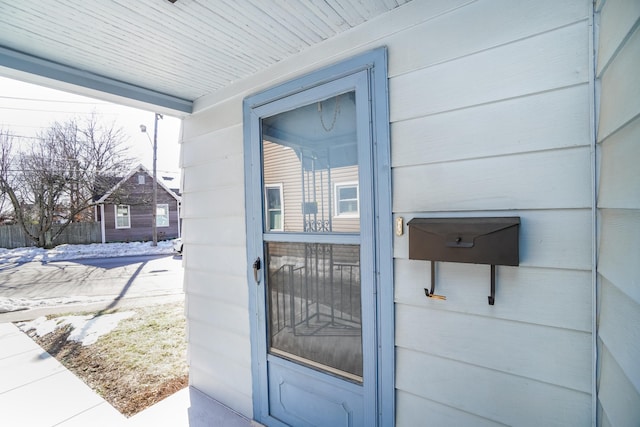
[0,240,176,264]
[0,240,179,314]
[0,296,114,314]
[17,311,135,346]
[0,241,173,345]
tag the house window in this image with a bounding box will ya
[137,174,145,185]
[156,204,169,227]
[265,185,283,231]
[335,183,359,217]
[115,205,131,229]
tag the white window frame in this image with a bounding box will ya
[137,174,145,185]
[115,204,131,229]
[156,203,170,227]
[265,184,284,231]
[334,182,359,217]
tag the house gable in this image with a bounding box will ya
[97,164,181,243]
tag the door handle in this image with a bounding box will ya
[252,257,261,284]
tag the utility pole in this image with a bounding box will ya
[140,113,163,246]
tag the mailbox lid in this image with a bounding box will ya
[407,217,520,266]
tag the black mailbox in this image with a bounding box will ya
[407,217,520,266]
[407,217,520,305]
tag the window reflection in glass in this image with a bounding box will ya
[266,185,283,231]
[262,91,359,233]
[335,183,359,216]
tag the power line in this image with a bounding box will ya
[1,133,40,140]
[0,105,121,115]
[0,95,109,105]
[2,167,180,175]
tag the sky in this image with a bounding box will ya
[0,76,182,177]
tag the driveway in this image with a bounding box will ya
[0,254,184,321]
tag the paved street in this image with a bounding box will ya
[0,254,184,321]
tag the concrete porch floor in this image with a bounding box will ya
[0,322,257,427]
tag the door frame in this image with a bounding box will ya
[243,47,394,426]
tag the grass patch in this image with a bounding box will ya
[22,302,188,417]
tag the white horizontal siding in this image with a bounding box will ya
[181,93,251,416]
[187,317,251,370]
[187,317,252,414]
[598,117,640,210]
[396,348,591,426]
[393,147,592,212]
[395,390,502,427]
[182,105,243,146]
[187,294,250,338]
[389,21,590,122]
[181,0,597,424]
[597,25,640,141]
[184,269,248,307]
[386,0,589,78]
[389,0,593,424]
[182,217,247,247]
[183,244,246,279]
[396,305,591,392]
[597,343,640,426]
[596,0,640,75]
[598,209,640,304]
[189,365,253,418]
[595,0,640,425]
[180,125,243,169]
[598,277,640,393]
[182,156,244,194]
[394,259,592,332]
[181,186,245,220]
[391,85,591,168]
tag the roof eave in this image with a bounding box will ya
[0,46,193,115]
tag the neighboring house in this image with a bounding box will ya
[95,164,181,244]
[1,1,638,426]
[263,140,360,233]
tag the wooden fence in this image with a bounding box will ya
[0,222,101,249]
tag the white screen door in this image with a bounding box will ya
[244,49,393,427]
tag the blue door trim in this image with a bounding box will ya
[243,47,393,426]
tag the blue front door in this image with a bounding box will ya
[244,49,393,427]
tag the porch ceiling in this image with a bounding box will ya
[0,0,410,115]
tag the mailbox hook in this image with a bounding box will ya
[488,265,496,305]
[424,261,446,300]
[425,261,496,305]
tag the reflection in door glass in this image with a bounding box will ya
[266,242,362,381]
[262,91,359,233]
[265,185,283,231]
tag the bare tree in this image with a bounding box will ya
[0,129,16,224]
[0,114,134,247]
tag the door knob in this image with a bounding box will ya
[252,257,261,284]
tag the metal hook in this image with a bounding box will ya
[488,265,496,305]
[424,261,446,300]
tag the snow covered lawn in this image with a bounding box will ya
[0,240,176,264]
[17,311,135,346]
